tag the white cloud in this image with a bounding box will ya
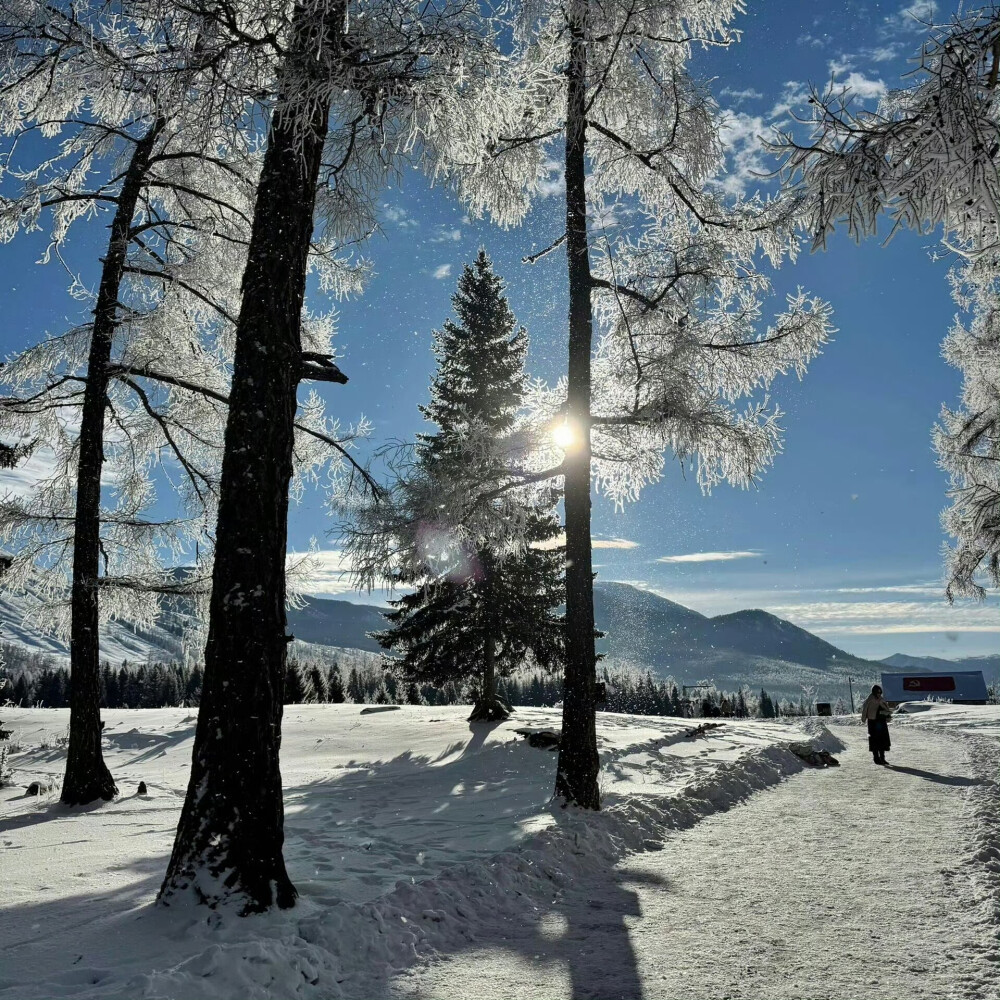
[0,447,66,499]
[536,159,564,197]
[828,55,853,77]
[656,550,761,564]
[719,87,763,103]
[834,584,943,596]
[768,81,812,120]
[882,0,937,36]
[595,537,639,550]
[768,599,1000,635]
[866,43,903,62]
[0,432,120,499]
[382,204,418,229]
[534,533,639,551]
[717,111,770,197]
[837,71,887,101]
[432,264,452,280]
[431,227,462,243]
[286,549,356,596]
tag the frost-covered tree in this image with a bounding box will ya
[775,5,1000,598]
[429,0,832,807]
[370,251,565,723]
[0,1,361,806]
[937,256,1000,598]
[0,0,253,805]
[160,0,487,913]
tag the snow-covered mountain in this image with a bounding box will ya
[0,589,190,665]
[881,652,1000,675]
[1,579,893,699]
[592,582,869,672]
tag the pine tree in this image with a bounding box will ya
[760,689,776,719]
[327,665,345,703]
[283,662,306,705]
[184,667,203,707]
[374,252,565,722]
[306,665,328,703]
[346,667,364,705]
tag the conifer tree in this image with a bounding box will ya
[305,664,328,703]
[373,252,565,722]
[282,661,306,705]
[327,664,345,703]
[427,0,832,807]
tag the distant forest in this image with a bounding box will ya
[1,642,822,719]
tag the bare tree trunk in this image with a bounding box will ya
[467,629,502,721]
[469,557,509,722]
[61,120,164,806]
[483,631,496,705]
[553,0,600,810]
[160,4,342,913]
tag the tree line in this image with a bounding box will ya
[0,0,996,915]
[3,652,816,720]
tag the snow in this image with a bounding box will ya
[393,711,1000,1000]
[0,704,996,999]
[0,590,186,666]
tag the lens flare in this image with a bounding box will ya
[552,420,575,450]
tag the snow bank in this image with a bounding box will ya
[0,706,844,1000]
[894,705,1000,956]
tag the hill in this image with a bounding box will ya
[592,581,881,699]
[881,652,1000,676]
[2,580,890,700]
[0,589,190,665]
[287,598,385,652]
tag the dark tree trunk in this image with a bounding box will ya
[553,0,600,810]
[469,559,510,722]
[469,630,509,721]
[483,631,496,704]
[61,120,164,806]
[160,5,342,913]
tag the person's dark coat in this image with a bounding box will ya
[861,693,892,753]
[867,716,891,753]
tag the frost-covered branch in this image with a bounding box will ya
[772,4,1000,597]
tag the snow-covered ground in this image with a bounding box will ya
[0,704,996,999]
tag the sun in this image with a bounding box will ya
[552,420,576,450]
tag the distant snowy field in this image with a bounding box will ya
[0,704,996,999]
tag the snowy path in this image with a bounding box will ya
[389,724,998,1000]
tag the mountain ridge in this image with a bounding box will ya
[3,578,972,700]
[881,652,1000,674]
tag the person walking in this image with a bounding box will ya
[860,684,893,765]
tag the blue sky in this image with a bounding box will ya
[1,0,998,661]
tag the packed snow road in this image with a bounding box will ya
[390,722,999,1000]
[0,706,995,999]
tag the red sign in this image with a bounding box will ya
[903,676,957,692]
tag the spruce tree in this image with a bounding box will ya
[374,251,565,722]
[327,665,345,703]
[306,665,328,703]
[282,662,306,705]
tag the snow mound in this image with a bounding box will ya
[131,739,819,1000]
[0,707,850,1000]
